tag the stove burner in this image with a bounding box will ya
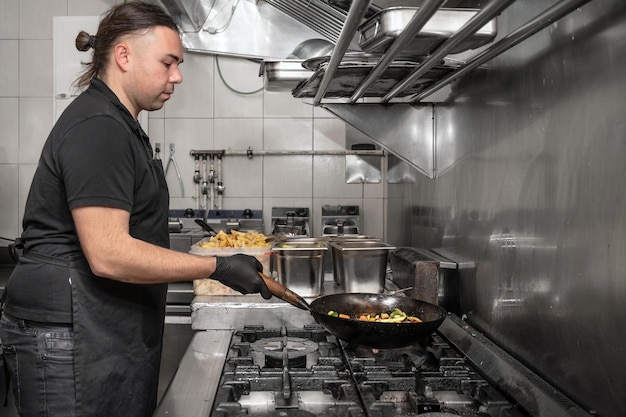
[345,342,440,370]
[265,410,318,417]
[250,337,319,368]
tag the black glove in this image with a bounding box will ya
[212,254,272,299]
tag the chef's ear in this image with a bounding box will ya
[113,42,131,70]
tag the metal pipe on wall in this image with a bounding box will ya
[189,149,385,157]
[193,155,201,210]
[216,156,224,209]
[208,156,215,211]
[201,156,208,212]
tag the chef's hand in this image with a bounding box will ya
[212,254,272,299]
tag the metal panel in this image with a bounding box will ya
[324,104,436,178]
[387,1,626,416]
[154,330,232,417]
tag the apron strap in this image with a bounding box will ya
[22,250,85,267]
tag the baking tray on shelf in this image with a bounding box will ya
[358,7,497,56]
[292,55,461,99]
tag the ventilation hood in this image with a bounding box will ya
[149,0,593,178]
[148,1,494,60]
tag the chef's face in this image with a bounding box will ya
[125,26,184,115]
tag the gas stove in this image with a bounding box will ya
[210,325,520,417]
[155,301,588,417]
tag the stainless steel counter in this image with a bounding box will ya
[154,330,232,417]
[190,280,397,330]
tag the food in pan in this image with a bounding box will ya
[196,230,270,248]
[327,307,423,323]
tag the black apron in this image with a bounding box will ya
[71,158,169,417]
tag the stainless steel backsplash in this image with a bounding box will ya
[386,1,626,416]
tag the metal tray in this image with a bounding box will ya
[358,7,497,55]
[259,59,313,92]
[292,59,459,99]
[302,52,426,71]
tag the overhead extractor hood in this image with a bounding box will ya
[150,0,594,178]
[146,0,352,59]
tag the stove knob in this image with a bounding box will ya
[296,208,308,217]
[184,208,195,218]
[346,206,358,215]
[242,208,253,218]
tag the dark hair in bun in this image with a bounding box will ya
[74,1,178,89]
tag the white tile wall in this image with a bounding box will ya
[0,41,19,96]
[19,98,53,163]
[0,165,19,239]
[20,40,54,97]
[0,0,387,240]
[19,0,67,39]
[0,0,19,39]
[0,98,19,163]
[67,0,118,17]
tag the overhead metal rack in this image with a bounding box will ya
[306,0,595,105]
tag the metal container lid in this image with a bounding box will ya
[329,240,395,251]
[273,238,328,251]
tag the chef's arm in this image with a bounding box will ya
[72,205,219,284]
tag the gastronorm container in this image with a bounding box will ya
[321,235,381,280]
[358,7,497,55]
[273,239,328,297]
[189,240,273,295]
[259,59,313,92]
[330,240,396,293]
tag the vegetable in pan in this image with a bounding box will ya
[327,307,423,323]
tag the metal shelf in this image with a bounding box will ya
[306,0,594,105]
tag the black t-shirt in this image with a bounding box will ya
[4,78,170,322]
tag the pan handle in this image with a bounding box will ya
[259,273,311,311]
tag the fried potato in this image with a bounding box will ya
[197,230,271,248]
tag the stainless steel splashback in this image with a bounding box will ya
[387,1,626,416]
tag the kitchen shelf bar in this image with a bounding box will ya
[349,0,445,104]
[313,0,373,106]
[381,0,516,103]
[412,0,595,102]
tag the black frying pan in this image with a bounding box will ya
[260,274,447,349]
